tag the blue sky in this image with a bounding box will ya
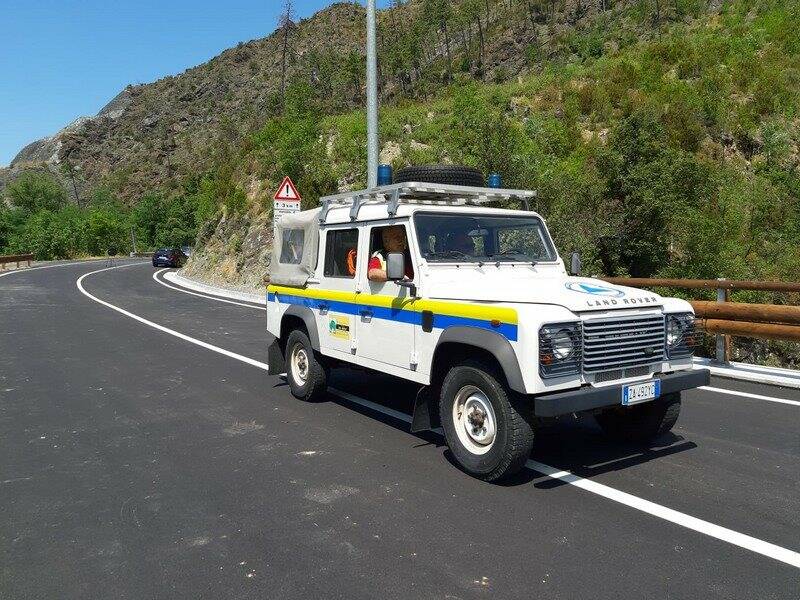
[0,1,390,166]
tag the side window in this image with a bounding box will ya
[279,229,305,264]
[323,228,359,278]
[367,224,414,280]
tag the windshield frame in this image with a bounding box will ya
[411,210,560,265]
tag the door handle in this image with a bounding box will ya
[318,302,329,314]
[360,308,373,322]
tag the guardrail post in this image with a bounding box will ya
[716,278,729,363]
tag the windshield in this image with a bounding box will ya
[413,213,557,263]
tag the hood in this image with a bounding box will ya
[425,270,663,312]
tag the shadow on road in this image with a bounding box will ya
[279,367,698,488]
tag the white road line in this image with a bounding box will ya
[699,386,800,407]
[0,258,132,279]
[77,265,269,372]
[523,460,800,569]
[77,263,800,570]
[151,269,265,311]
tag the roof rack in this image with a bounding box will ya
[318,181,537,223]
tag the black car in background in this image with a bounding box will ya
[152,248,187,268]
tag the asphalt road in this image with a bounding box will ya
[1,260,798,599]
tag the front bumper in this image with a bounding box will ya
[533,369,710,417]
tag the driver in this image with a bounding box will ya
[368,225,414,282]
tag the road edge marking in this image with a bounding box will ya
[699,385,800,407]
[77,265,269,372]
[152,269,266,311]
[166,270,266,305]
[77,263,800,570]
[0,258,135,279]
[523,459,800,568]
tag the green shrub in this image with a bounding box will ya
[7,170,67,213]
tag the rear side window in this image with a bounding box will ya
[279,229,305,264]
[324,228,359,278]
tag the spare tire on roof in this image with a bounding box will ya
[393,164,485,187]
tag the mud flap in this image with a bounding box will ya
[267,337,285,375]
[411,386,440,433]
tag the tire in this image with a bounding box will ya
[284,329,328,402]
[394,164,485,187]
[439,361,534,481]
[595,392,681,443]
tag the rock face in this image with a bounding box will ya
[181,208,273,293]
[0,2,368,201]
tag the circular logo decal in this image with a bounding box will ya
[566,281,625,298]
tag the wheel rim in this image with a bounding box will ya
[290,343,309,385]
[452,385,497,455]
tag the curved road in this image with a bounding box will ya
[1,260,798,599]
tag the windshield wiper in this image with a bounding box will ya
[487,251,539,266]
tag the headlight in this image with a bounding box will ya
[552,329,577,360]
[666,317,682,346]
[666,313,697,358]
[539,322,582,378]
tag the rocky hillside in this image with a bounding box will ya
[2,0,690,201]
[1,2,369,199]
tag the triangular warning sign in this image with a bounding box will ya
[273,176,302,202]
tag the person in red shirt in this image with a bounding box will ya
[368,226,414,282]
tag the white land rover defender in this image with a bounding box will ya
[266,166,709,481]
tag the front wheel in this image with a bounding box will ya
[595,392,681,443]
[285,330,328,401]
[439,361,534,482]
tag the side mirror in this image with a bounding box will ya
[386,252,405,281]
[570,251,581,276]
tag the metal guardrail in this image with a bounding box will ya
[0,253,33,269]
[602,277,800,293]
[601,277,800,362]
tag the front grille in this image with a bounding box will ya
[582,314,665,373]
[625,365,651,378]
[595,369,623,383]
[594,365,652,383]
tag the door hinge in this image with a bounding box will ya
[410,351,419,368]
[351,338,358,353]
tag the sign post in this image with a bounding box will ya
[272,175,302,242]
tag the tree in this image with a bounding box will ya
[85,205,129,255]
[423,0,454,81]
[278,1,295,112]
[60,161,82,208]
[462,0,485,77]
[0,207,27,252]
[20,205,86,260]
[6,170,67,213]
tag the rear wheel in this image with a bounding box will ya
[285,330,327,401]
[595,392,681,443]
[439,361,534,481]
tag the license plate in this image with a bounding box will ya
[622,380,661,406]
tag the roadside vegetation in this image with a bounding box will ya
[3,0,797,285]
[0,170,201,259]
[214,0,800,285]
